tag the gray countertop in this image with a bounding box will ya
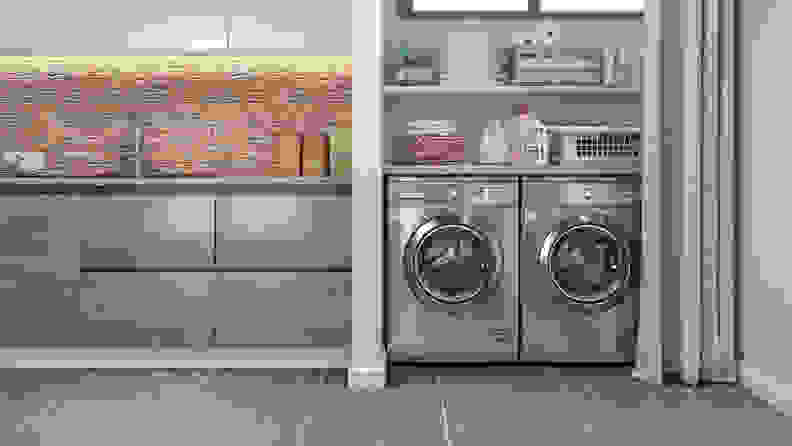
[0,177,352,195]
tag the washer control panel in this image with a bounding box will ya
[558,180,639,206]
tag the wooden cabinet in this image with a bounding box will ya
[0,191,351,348]
[215,193,352,268]
[0,195,165,346]
[74,194,213,267]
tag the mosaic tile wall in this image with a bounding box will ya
[0,68,351,177]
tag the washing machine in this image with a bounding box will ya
[386,177,519,362]
[519,176,641,363]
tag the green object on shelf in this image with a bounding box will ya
[330,127,352,178]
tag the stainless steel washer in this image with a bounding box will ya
[519,176,641,363]
[386,177,519,362]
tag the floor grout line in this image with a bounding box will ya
[441,399,454,446]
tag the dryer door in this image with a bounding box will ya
[404,215,500,305]
[538,217,631,305]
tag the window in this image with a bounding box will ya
[405,0,643,15]
[411,0,531,12]
[539,0,644,13]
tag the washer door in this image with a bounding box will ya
[404,215,500,304]
[538,218,631,305]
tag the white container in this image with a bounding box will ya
[505,117,550,166]
[479,120,509,164]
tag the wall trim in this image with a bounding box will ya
[740,364,792,416]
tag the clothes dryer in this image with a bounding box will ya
[519,176,641,363]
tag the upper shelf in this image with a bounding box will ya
[384,85,641,96]
[383,164,640,177]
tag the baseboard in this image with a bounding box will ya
[740,363,792,416]
[346,367,387,391]
[0,346,349,369]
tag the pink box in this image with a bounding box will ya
[409,135,465,162]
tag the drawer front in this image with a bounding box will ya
[0,196,80,278]
[0,272,350,347]
[0,271,198,347]
[75,195,213,267]
[210,272,351,346]
[215,194,352,267]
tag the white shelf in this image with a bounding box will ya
[0,346,349,369]
[384,85,641,96]
[384,164,641,176]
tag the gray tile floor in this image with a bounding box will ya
[0,367,788,445]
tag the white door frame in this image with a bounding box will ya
[636,0,664,385]
[680,0,704,386]
[702,0,738,383]
[349,0,388,390]
[680,0,738,386]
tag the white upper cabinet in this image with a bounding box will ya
[126,16,226,51]
[540,0,644,13]
[0,2,228,54]
[228,16,305,50]
[227,1,353,55]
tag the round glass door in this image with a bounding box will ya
[409,223,497,304]
[547,224,630,304]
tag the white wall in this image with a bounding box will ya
[739,0,792,414]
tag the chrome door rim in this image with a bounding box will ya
[542,222,631,304]
[404,218,500,305]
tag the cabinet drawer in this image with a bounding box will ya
[209,272,351,346]
[0,195,79,278]
[75,195,213,267]
[0,270,191,346]
[215,194,352,267]
[0,272,351,347]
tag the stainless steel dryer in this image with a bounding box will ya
[519,176,641,363]
[386,177,519,362]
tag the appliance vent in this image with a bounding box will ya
[574,134,639,160]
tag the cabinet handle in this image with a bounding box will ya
[135,126,142,178]
[522,207,537,239]
[344,279,352,296]
[210,198,216,264]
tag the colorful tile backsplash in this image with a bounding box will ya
[0,57,351,177]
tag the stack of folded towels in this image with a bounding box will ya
[406,120,464,163]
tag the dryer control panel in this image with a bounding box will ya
[554,179,640,206]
